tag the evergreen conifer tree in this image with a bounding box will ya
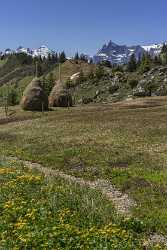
[127,54,137,72]
[59,51,66,63]
[139,53,151,73]
[74,52,79,61]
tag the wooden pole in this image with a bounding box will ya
[59,63,61,82]
[42,102,44,115]
[4,95,8,117]
[35,61,38,78]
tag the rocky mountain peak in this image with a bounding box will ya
[94,41,164,64]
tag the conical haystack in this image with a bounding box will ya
[49,80,73,107]
[20,78,48,111]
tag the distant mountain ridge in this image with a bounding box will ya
[1,45,55,58]
[1,41,166,64]
[93,40,165,64]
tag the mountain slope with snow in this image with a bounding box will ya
[94,41,166,64]
[1,41,166,64]
[2,45,55,58]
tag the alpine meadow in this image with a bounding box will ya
[1,0,167,249]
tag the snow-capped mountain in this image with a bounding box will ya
[4,48,14,55]
[141,44,163,57]
[1,41,166,64]
[93,41,165,64]
[31,45,55,58]
[2,45,55,58]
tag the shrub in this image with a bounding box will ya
[109,85,119,94]
[82,97,93,104]
[7,89,19,106]
[95,66,105,80]
[128,79,138,89]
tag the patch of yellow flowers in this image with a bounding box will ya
[17,174,42,182]
[0,163,165,249]
[0,168,14,174]
[4,201,14,209]
[58,208,71,223]
[14,218,27,230]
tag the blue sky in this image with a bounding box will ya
[1,0,167,55]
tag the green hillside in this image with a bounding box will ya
[1,49,167,107]
[49,59,97,82]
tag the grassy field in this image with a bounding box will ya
[1,96,167,248]
[0,159,144,249]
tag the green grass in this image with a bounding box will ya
[0,98,167,247]
[0,75,33,103]
[0,75,34,108]
[0,58,8,68]
[0,159,143,249]
[49,60,97,82]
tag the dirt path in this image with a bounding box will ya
[8,156,135,216]
[6,156,167,247]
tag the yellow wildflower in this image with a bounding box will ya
[15,219,27,229]
[0,168,14,174]
[4,201,13,209]
[17,174,42,182]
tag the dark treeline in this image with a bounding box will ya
[74,52,89,63]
